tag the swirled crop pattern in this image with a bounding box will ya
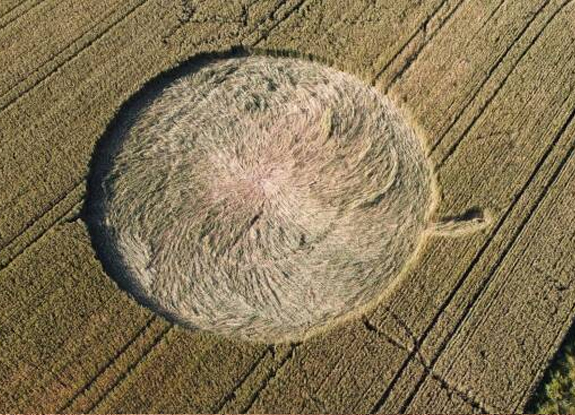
[88,55,433,342]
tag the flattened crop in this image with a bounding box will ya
[86,54,435,342]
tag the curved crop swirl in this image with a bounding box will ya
[87,55,433,342]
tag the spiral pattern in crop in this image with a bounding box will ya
[86,55,434,342]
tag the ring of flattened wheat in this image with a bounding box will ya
[86,55,434,343]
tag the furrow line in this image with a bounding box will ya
[211,346,272,413]
[436,99,575,380]
[427,371,490,413]
[363,317,411,354]
[0,180,84,267]
[87,323,174,413]
[437,0,573,166]
[0,0,153,259]
[381,0,466,92]
[312,331,361,400]
[370,74,575,415]
[0,0,28,19]
[329,341,373,404]
[354,312,418,412]
[0,0,149,116]
[309,0,377,60]
[242,343,299,413]
[57,314,158,413]
[252,0,307,46]
[370,0,453,87]
[429,0,563,155]
[0,0,138,102]
[398,100,575,412]
[353,324,408,413]
[368,326,422,413]
[363,317,493,413]
[475,0,506,33]
[0,0,48,32]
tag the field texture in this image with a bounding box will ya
[1,0,575,412]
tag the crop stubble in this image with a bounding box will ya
[1,0,575,412]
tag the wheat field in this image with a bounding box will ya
[1,0,575,413]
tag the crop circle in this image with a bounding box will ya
[86,54,434,342]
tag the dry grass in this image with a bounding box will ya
[86,55,434,342]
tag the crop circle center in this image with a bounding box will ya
[86,54,433,342]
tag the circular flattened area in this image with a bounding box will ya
[87,55,434,342]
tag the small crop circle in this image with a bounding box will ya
[86,54,433,342]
